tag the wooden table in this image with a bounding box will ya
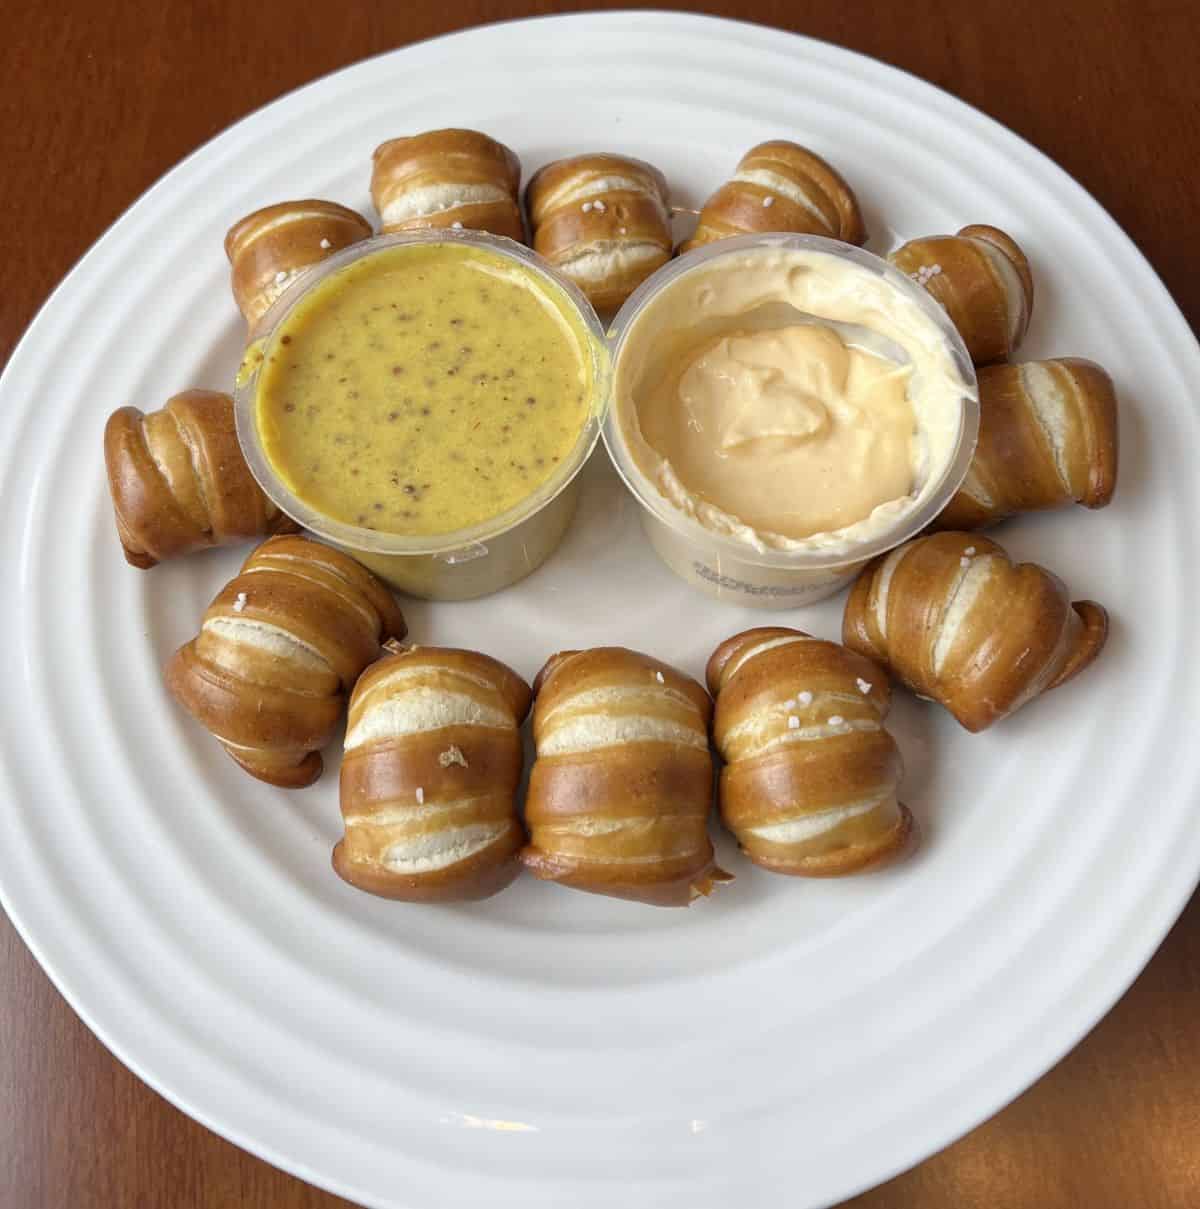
[2,3,1197,1205]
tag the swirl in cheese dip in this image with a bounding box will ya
[614,243,972,553]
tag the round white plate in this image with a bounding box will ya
[2,12,1198,1209]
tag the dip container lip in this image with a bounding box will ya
[602,231,981,571]
[234,229,609,558]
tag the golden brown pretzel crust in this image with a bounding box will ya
[888,223,1033,365]
[525,153,672,310]
[707,628,912,877]
[842,532,1108,732]
[104,390,297,568]
[935,358,1119,529]
[165,535,406,787]
[225,200,372,335]
[333,646,532,902]
[370,128,524,241]
[521,647,730,906]
[679,140,866,253]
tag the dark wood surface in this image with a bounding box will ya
[2,2,1198,1206]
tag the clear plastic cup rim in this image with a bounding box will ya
[602,231,981,571]
[234,229,610,559]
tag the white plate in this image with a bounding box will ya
[2,12,1198,1209]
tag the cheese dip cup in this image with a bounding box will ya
[605,232,979,607]
[235,230,607,600]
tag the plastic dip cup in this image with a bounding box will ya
[603,232,980,608]
[235,230,608,601]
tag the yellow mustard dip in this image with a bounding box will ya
[255,242,593,536]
